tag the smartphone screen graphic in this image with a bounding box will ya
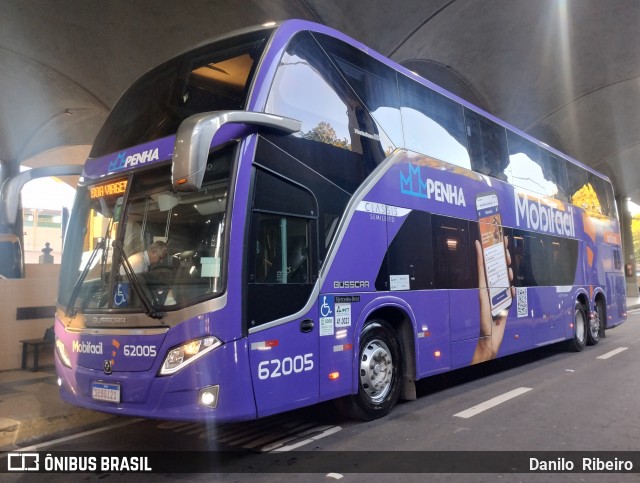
[476,192,512,317]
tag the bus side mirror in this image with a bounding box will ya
[0,165,82,227]
[0,233,24,279]
[171,111,301,192]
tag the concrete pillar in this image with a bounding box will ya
[618,196,637,295]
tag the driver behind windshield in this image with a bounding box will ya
[121,240,176,305]
[122,240,168,274]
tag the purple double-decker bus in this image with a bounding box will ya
[54,20,626,422]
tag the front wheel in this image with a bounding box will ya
[568,302,587,352]
[336,320,403,420]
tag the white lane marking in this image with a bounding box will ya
[597,347,628,360]
[263,425,342,452]
[2,418,143,454]
[453,387,532,419]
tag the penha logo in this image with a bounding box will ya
[108,148,160,172]
[400,164,466,206]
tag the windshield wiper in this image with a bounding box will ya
[64,238,106,317]
[113,240,164,319]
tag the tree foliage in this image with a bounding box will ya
[632,216,640,265]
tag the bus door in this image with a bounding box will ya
[246,199,319,418]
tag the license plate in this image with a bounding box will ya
[91,382,121,403]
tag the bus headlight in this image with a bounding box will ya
[55,338,72,368]
[159,336,222,375]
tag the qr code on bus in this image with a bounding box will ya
[516,287,528,318]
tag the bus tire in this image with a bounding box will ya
[597,298,606,339]
[587,300,604,346]
[568,302,587,352]
[337,320,402,421]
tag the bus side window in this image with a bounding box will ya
[432,215,474,289]
[376,210,434,291]
[399,76,471,170]
[540,149,570,202]
[247,169,317,327]
[464,108,509,181]
[254,214,309,285]
[588,172,614,217]
[613,249,622,271]
[565,162,590,211]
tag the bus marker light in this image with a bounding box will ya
[333,344,352,352]
[569,322,574,329]
[434,350,441,358]
[250,340,279,351]
[328,372,340,380]
[418,331,431,338]
[514,334,519,340]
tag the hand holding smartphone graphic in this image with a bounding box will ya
[472,192,514,364]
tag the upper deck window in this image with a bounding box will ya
[266,31,387,178]
[90,29,271,158]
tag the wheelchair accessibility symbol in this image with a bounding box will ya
[114,282,129,307]
[320,296,333,317]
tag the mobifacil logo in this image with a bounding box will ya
[108,148,160,172]
[400,164,466,207]
[72,341,104,354]
[515,193,576,237]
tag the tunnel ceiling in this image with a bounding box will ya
[2,0,640,203]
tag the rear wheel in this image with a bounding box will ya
[336,320,402,420]
[568,302,587,352]
[587,300,604,346]
[597,299,606,339]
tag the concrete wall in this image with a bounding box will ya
[0,264,59,370]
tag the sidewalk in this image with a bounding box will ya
[1,297,639,452]
[0,367,121,451]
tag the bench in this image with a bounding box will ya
[20,338,54,372]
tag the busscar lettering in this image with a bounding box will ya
[333,281,370,289]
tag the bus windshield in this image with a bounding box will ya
[59,148,233,315]
[90,28,271,158]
